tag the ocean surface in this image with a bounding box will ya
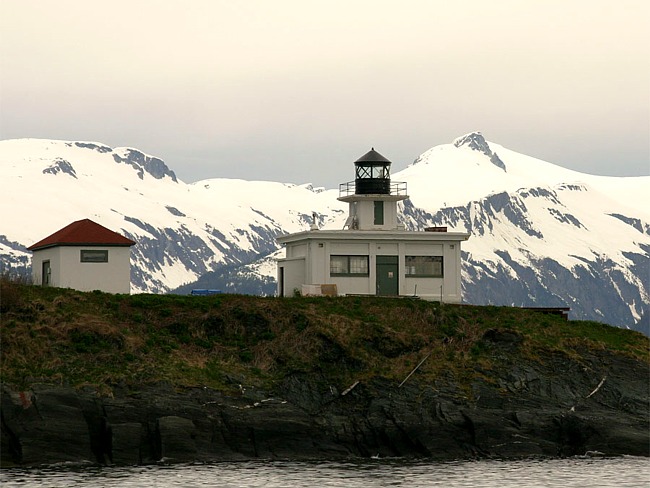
[1,456,648,487]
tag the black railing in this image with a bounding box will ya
[339,180,407,198]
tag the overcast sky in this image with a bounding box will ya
[1,0,648,188]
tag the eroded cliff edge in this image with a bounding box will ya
[3,348,648,466]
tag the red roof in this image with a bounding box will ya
[28,219,136,251]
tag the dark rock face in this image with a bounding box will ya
[42,159,78,178]
[1,387,94,465]
[397,188,650,331]
[1,351,648,467]
[73,142,113,153]
[453,132,506,171]
[112,149,178,182]
[609,213,650,235]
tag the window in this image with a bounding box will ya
[356,166,371,178]
[374,201,384,225]
[405,256,443,277]
[330,255,369,276]
[371,165,388,178]
[80,250,108,263]
[356,165,389,179]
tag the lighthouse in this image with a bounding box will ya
[338,148,408,231]
[276,149,470,301]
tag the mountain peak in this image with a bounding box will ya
[453,132,506,172]
[454,132,489,152]
[112,147,178,182]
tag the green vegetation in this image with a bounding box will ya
[1,276,648,394]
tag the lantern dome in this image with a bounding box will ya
[354,148,392,194]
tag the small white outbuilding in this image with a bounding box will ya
[276,149,470,302]
[28,219,135,294]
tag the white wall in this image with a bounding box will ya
[286,243,308,259]
[31,247,61,287]
[32,246,132,294]
[352,199,399,230]
[280,235,465,302]
[441,241,462,302]
[402,242,445,300]
[277,257,305,296]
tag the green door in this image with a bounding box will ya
[376,255,398,296]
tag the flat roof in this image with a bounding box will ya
[276,229,470,244]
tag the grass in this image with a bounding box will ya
[1,276,648,394]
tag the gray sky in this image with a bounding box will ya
[1,0,648,188]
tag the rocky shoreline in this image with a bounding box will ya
[2,348,648,467]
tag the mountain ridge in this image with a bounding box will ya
[1,133,648,331]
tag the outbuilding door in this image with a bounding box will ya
[42,260,51,286]
[376,255,398,296]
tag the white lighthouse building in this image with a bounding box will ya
[276,149,470,301]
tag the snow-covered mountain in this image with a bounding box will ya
[1,134,648,331]
[395,133,649,329]
[0,139,346,292]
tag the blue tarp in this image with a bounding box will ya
[190,289,222,296]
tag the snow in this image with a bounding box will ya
[391,135,649,279]
[397,139,649,220]
[0,138,349,291]
[1,135,648,308]
[0,139,340,243]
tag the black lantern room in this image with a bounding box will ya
[354,148,391,194]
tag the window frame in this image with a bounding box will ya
[80,249,109,263]
[330,255,370,277]
[356,166,372,179]
[405,256,443,277]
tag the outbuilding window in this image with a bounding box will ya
[80,250,108,263]
[330,255,369,276]
[405,256,443,277]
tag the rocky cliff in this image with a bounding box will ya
[1,282,648,466]
[2,342,648,466]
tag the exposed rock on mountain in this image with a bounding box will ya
[0,134,648,331]
[453,131,506,171]
[111,147,178,182]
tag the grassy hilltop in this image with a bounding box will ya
[1,278,648,394]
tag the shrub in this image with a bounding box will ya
[0,274,26,314]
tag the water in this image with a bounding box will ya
[1,457,648,487]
